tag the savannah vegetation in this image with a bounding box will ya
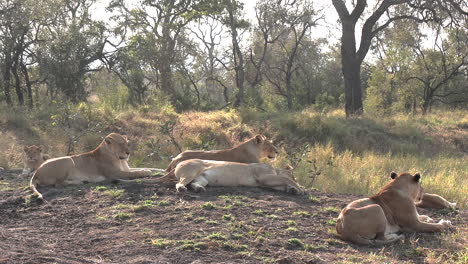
[0,0,467,263]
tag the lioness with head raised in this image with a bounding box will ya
[31,133,157,199]
[165,135,278,172]
[159,159,303,194]
[336,172,452,245]
[20,145,49,178]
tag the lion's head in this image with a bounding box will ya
[253,135,278,160]
[390,171,424,202]
[275,165,296,180]
[24,145,43,166]
[104,133,130,160]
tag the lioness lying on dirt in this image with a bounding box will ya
[158,159,303,194]
[20,145,49,178]
[165,135,278,172]
[336,172,452,245]
[30,133,160,199]
[416,193,457,209]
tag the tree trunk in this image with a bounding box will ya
[285,72,293,110]
[342,59,363,116]
[340,19,363,117]
[20,61,33,109]
[12,59,24,106]
[2,49,13,106]
[227,0,245,108]
[160,63,177,105]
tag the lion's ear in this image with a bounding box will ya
[23,146,29,152]
[390,171,397,179]
[37,145,43,152]
[255,135,264,144]
[122,135,128,141]
[413,173,421,182]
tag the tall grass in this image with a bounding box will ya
[0,104,466,207]
[292,143,467,207]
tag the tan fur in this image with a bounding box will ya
[20,145,49,178]
[416,193,457,209]
[165,135,277,172]
[30,133,157,200]
[161,159,303,194]
[336,172,453,245]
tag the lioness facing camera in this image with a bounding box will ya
[21,145,49,178]
[336,172,452,245]
[30,133,157,199]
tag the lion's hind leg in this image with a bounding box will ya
[338,204,399,245]
[190,175,209,192]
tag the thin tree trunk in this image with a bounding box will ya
[20,61,33,109]
[227,0,245,108]
[12,59,24,106]
[2,49,13,106]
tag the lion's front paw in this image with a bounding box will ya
[438,219,453,229]
[287,186,303,195]
[176,184,187,192]
[418,215,435,223]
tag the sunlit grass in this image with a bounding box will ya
[294,143,467,207]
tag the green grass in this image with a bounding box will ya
[201,202,216,210]
[206,232,227,241]
[134,200,154,211]
[114,212,133,220]
[321,207,340,214]
[286,238,303,248]
[113,203,132,210]
[293,210,311,217]
[93,186,108,191]
[194,217,206,223]
[157,200,170,206]
[308,195,320,203]
[151,239,171,248]
[222,214,234,221]
[102,188,125,198]
[253,209,265,215]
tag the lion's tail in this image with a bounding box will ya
[152,169,176,182]
[29,172,44,201]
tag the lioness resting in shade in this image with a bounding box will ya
[336,172,452,245]
[416,193,457,209]
[30,133,160,199]
[21,145,49,178]
[165,135,278,172]
[158,159,303,194]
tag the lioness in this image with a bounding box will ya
[165,135,278,172]
[159,159,303,194]
[336,172,452,245]
[30,133,157,199]
[21,145,49,178]
[416,193,457,209]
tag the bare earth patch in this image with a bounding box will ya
[0,170,466,264]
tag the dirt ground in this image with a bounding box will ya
[0,170,466,264]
